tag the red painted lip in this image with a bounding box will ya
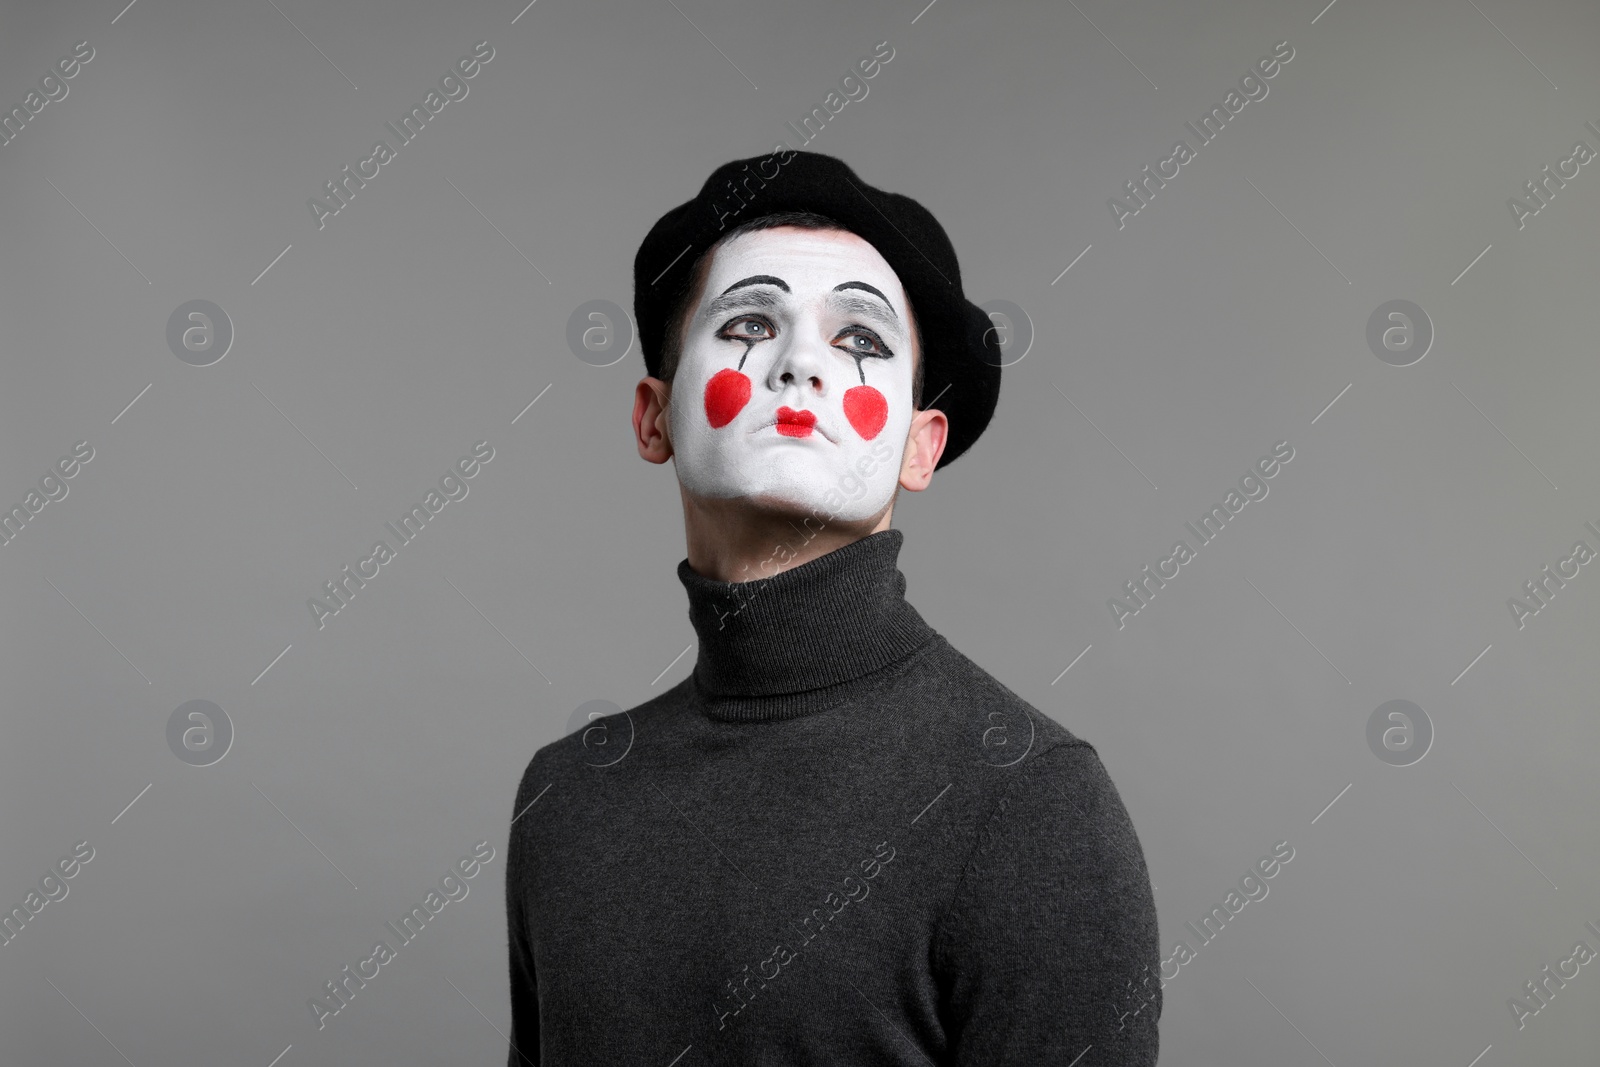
[776,406,816,427]
[771,406,822,439]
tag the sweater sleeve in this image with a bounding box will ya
[506,779,541,1066]
[933,741,1162,1065]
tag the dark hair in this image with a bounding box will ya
[656,210,926,407]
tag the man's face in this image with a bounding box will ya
[665,226,917,523]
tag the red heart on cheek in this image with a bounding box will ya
[843,385,888,439]
[704,369,751,429]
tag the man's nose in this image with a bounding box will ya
[766,324,833,397]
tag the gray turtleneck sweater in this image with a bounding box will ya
[505,530,1161,1065]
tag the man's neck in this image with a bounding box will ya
[679,484,894,583]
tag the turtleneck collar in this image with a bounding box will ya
[676,528,939,722]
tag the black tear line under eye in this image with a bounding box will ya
[841,331,894,384]
[722,318,893,383]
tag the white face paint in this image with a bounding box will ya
[666,226,917,523]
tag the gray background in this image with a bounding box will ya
[2,0,1597,1063]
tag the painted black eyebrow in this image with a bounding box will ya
[701,286,784,323]
[718,275,790,297]
[833,281,898,324]
[826,293,902,343]
[699,275,903,344]
[700,276,789,324]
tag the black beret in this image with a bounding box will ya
[632,150,1002,471]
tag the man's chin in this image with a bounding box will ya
[740,486,894,529]
[691,483,830,521]
[743,488,834,519]
[677,451,895,523]
[683,481,878,525]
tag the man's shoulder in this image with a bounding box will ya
[511,676,693,802]
[917,635,1086,754]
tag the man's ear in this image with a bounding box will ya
[898,407,948,491]
[634,377,674,464]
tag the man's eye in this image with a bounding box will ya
[720,317,773,341]
[838,329,890,358]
